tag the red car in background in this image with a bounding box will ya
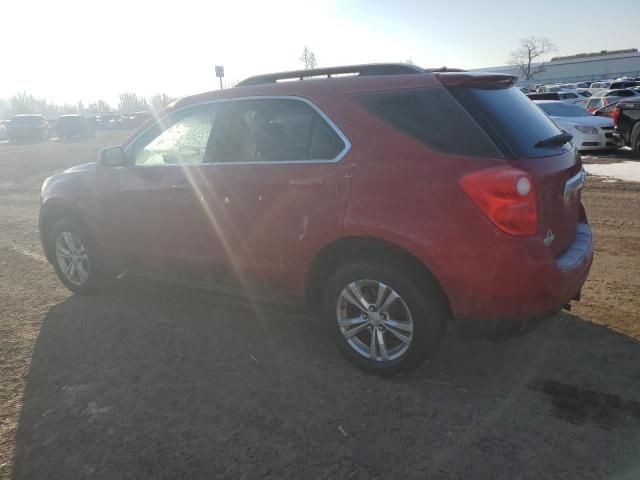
[586,96,620,114]
[39,64,592,374]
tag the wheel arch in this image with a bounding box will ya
[304,235,452,319]
[40,202,89,263]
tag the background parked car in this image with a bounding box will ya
[610,80,640,90]
[593,100,621,119]
[588,81,612,94]
[613,98,640,157]
[95,114,124,130]
[591,88,639,99]
[122,111,152,129]
[535,100,621,151]
[586,96,620,113]
[573,99,589,110]
[0,121,8,141]
[6,114,49,142]
[527,91,585,104]
[57,115,95,139]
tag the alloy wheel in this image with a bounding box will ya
[336,279,414,361]
[55,231,90,286]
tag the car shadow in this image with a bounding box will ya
[10,278,640,479]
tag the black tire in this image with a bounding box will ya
[48,218,109,295]
[631,123,640,159]
[322,261,447,375]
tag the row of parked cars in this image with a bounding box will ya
[0,112,153,143]
[0,114,95,142]
[521,77,640,154]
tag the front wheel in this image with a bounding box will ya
[322,262,447,375]
[49,219,109,294]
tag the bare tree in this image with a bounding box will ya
[9,92,39,114]
[87,100,111,114]
[118,93,149,113]
[300,46,317,70]
[508,37,556,81]
[150,93,177,112]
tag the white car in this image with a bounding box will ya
[590,88,639,99]
[588,81,613,94]
[0,122,8,142]
[534,100,622,151]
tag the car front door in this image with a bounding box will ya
[102,102,229,277]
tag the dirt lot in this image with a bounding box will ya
[1,133,639,479]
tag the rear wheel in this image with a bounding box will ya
[49,219,109,294]
[322,262,446,375]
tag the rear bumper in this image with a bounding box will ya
[433,223,593,339]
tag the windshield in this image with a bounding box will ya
[538,102,590,117]
[451,86,570,158]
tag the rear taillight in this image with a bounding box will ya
[612,107,621,128]
[460,166,538,236]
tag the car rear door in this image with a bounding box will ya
[196,96,354,289]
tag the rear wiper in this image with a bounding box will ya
[534,132,573,149]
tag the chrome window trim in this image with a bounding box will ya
[124,95,352,166]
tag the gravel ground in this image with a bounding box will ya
[1,133,639,479]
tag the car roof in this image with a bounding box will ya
[170,64,515,111]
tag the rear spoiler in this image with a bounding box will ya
[434,72,517,88]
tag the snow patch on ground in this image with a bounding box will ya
[584,161,640,183]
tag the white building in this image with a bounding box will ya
[471,49,640,86]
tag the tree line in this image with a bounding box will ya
[0,92,177,120]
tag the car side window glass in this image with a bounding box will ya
[224,99,345,162]
[356,87,504,158]
[134,105,219,167]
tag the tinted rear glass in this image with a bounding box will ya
[450,86,571,158]
[355,87,503,158]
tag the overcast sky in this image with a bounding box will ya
[2,0,639,105]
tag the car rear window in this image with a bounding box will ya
[450,86,571,158]
[354,87,503,158]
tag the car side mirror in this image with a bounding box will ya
[98,146,125,167]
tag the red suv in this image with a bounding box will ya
[40,64,593,374]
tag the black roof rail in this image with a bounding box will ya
[425,66,467,73]
[237,63,425,87]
